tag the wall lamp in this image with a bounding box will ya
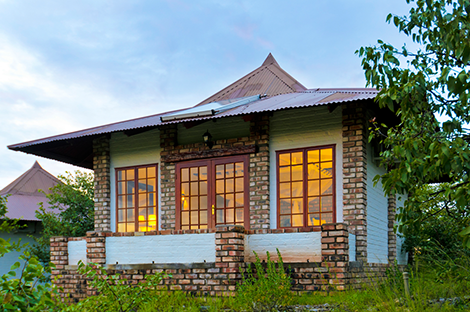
[203,130,213,149]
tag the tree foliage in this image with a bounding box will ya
[357,0,470,246]
[30,171,94,265]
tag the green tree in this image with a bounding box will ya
[357,0,470,246]
[30,171,94,265]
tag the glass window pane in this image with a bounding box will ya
[127,195,134,208]
[147,178,156,192]
[280,199,291,215]
[308,164,320,180]
[292,165,303,181]
[225,194,234,208]
[279,167,290,182]
[279,183,291,198]
[226,179,234,193]
[127,209,135,222]
[226,163,234,178]
[138,179,147,193]
[199,167,207,180]
[117,170,124,181]
[235,178,244,192]
[235,193,244,207]
[190,197,199,210]
[126,169,135,180]
[182,183,189,196]
[191,182,198,195]
[191,211,198,224]
[279,153,290,166]
[138,168,146,179]
[139,208,146,222]
[148,207,155,216]
[322,213,333,224]
[200,196,208,210]
[200,211,207,224]
[292,214,303,227]
[280,215,291,227]
[190,167,198,181]
[127,223,135,232]
[216,180,224,194]
[308,180,320,196]
[216,210,224,223]
[139,194,146,207]
[292,198,303,214]
[216,194,224,208]
[147,166,156,178]
[127,181,135,194]
[216,165,224,178]
[118,195,125,208]
[118,210,125,222]
[321,162,333,178]
[321,179,333,195]
[309,214,320,226]
[226,209,234,223]
[236,208,244,222]
[308,150,320,163]
[182,168,189,182]
[182,197,189,210]
[118,182,125,195]
[200,181,207,195]
[190,225,199,230]
[182,225,189,230]
[235,162,244,177]
[118,223,126,232]
[308,197,320,213]
[292,152,303,165]
[321,148,333,162]
[292,181,303,197]
[148,193,155,207]
[182,211,189,225]
[321,196,333,212]
[139,222,147,232]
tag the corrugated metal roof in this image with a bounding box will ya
[0,161,60,221]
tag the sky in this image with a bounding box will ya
[0,0,415,189]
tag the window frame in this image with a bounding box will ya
[175,155,250,230]
[276,145,336,229]
[115,163,159,233]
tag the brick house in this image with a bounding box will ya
[8,54,407,299]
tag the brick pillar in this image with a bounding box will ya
[160,124,178,230]
[321,223,349,290]
[342,103,367,263]
[93,136,111,232]
[50,236,68,295]
[388,195,397,263]
[86,232,107,265]
[249,114,270,229]
[215,225,245,295]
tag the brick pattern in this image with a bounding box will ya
[93,136,111,232]
[249,114,270,229]
[321,223,349,290]
[387,195,397,262]
[342,103,367,263]
[50,236,68,270]
[86,231,107,265]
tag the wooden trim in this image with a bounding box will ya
[161,145,256,163]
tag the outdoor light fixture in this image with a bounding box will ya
[203,130,213,149]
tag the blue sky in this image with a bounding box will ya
[0,0,414,189]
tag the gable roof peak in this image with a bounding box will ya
[262,53,279,67]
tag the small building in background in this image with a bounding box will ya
[0,161,60,276]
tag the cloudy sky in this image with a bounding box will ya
[0,0,414,189]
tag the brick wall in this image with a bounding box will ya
[321,223,349,290]
[342,103,368,263]
[93,136,111,232]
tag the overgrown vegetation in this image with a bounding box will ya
[30,170,94,266]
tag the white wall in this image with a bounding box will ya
[68,240,87,265]
[396,194,408,265]
[349,233,356,262]
[366,143,389,264]
[109,129,161,231]
[245,232,322,263]
[269,106,343,228]
[106,233,216,264]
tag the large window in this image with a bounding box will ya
[116,164,158,232]
[176,156,249,230]
[277,146,335,228]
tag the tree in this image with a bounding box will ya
[30,171,94,265]
[356,0,470,246]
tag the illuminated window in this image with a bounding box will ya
[176,156,248,230]
[277,146,335,228]
[116,164,158,232]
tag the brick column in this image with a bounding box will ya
[388,195,397,263]
[86,231,107,265]
[249,114,270,229]
[93,136,111,232]
[50,236,68,269]
[160,124,178,230]
[342,103,367,263]
[321,223,349,290]
[215,225,245,295]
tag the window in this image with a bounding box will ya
[176,156,249,230]
[277,146,335,228]
[116,164,158,232]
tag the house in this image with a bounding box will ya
[8,54,407,299]
[0,161,60,276]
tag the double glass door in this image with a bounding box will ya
[176,155,249,230]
